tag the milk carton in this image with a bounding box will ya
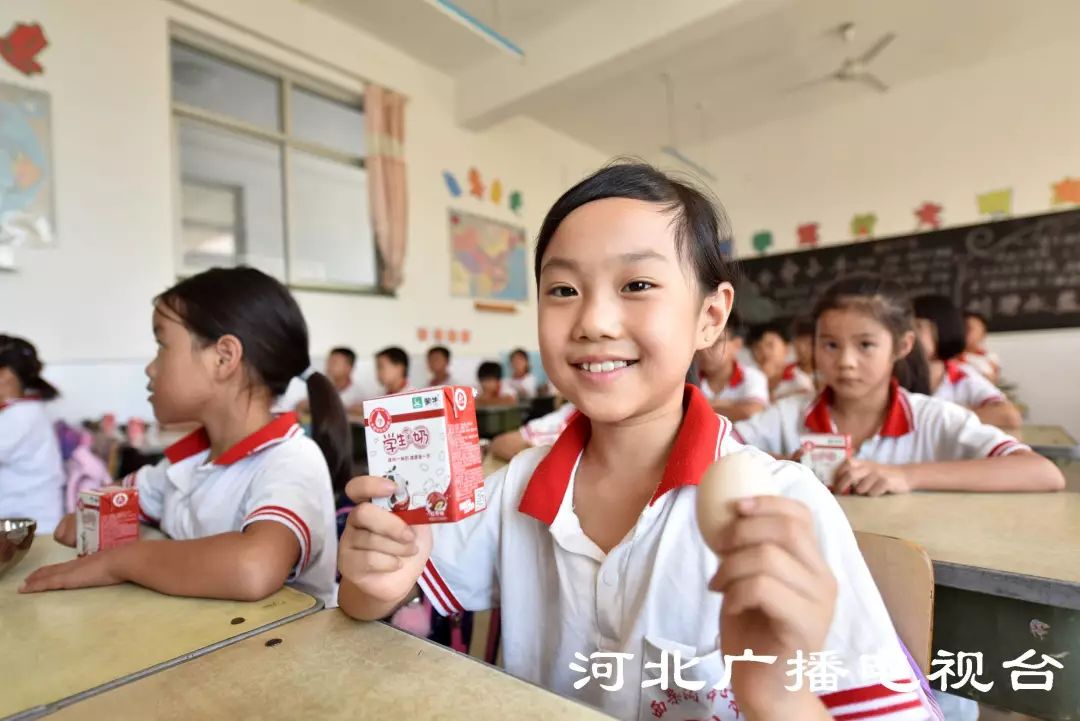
[77,486,140,555]
[798,433,852,489]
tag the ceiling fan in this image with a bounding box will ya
[789,22,896,93]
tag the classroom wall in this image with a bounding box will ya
[0,0,605,422]
[697,38,1080,436]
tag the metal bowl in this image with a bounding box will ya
[0,518,37,580]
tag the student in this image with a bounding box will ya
[748,321,815,401]
[337,164,939,720]
[376,347,411,395]
[21,267,348,606]
[961,311,1001,383]
[505,348,538,401]
[296,346,365,416]
[488,401,577,461]
[475,361,517,407]
[426,346,453,387]
[913,295,1021,430]
[0,335,64,533]
[792,315,816,378]
[734,274,1063,496]
[696,315,770,420]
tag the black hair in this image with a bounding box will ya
[156,267,351,495]
[509,348,530,371]
[477,361,504,382]
[377,346,410,375]
[0,335,59,400]
[329,346,357,367]
[427,346,450,362]
[964,310,989,329]
[811,273,931,395]
[913,295,966,361]
[747,321,790,347]
[534,161,738,295]
[791,315,816,338]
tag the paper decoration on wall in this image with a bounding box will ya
[449,209,528,302]
[447,329,458,343]
[509,190,523,215]
[433,328,444,342]
[490,179,503,205]
[796,223,819,247]
[1051,177,1080,206]
[467,167,485,200]
[461,329,471,343]
[850,213,877,238]
[442,170,461,197]
[914,202,943,230]
[0,22,48,76]
[751,230,773,254]
[0,82,55,248]
[976,188,1012,218]
[417,328,429,342]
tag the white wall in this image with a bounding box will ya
[0,0,605,422]
[690,39,1080,437]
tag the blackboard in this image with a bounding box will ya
[736,208,1080,333]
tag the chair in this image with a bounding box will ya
[855,531,935,674]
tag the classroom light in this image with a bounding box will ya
[424,0,525,60]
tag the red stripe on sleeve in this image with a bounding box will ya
[819,682,910,708]
[423,559,464,613]
[832,698,925,721]
[246,505,313,570]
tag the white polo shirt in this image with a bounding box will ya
[733,381,1028,463]
[933,361,1005,410]
[959,350,999,379]
[700,361,770,408]
[772,362,816,401]
[123,412,338,606]
[421,385,934,720]
[520,402,578,446]
[336,381,366,410]
[507,372,539,401]
[0,399,64,533]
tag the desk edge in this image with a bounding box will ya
[933,561,1080,610]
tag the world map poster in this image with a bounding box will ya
[448,209,528,302]
[0,81,54,248]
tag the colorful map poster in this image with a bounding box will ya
[448,209,528,302]
[0,81,54,247]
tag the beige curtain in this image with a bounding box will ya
[366,84,408,291]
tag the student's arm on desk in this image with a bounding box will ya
[974,400,1022,431]
[836,451,1065,495]
[491,430,530,461]
[711,398,767,422]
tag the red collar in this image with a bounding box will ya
[943,360,966,384]
[518,385,725,525]
[164,412,300,466]
[0,397,41,412]
[728,360,745,388]
[803,379,913,437]
[781,363,798,381]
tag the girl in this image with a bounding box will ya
[734,275,1063,496]
[338,164,938,720]
[0,335,64,533]
[695,315,770,420]
[748,322,815,401]
[21,267,349,606]
[475,361,517,407]
[506,348,538,401]
[913,295,1021,430]
[961,312,1001,383]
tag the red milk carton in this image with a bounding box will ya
[363,386,485,524]
[77,486,140,555]
[799,433,853,489]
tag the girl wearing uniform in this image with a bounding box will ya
[912,295,1021,430]
[21,268,348,606]
[339,164,939,720]
[696,317,770,421]
[506,348,539,401]
[747,322,815,402]
[0,336,64,533]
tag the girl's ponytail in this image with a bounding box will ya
[304,369,352,497]
[0,335,60,400]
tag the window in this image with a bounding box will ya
[170,37,378,292]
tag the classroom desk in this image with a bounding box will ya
[1018,424,1080,461]
[0,539,321,721]
[50,610,612,721]
[838,493,1080,720]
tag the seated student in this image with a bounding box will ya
[295,346,365,416]
[748,321,815,401]
[913,295,1021,430]
[475,361,517,407]
[488,400,577,461]
[426,346,454,387]
[792,315,816,379]
[376,347,411,396]
[21,267,348,606]
[338,163,940,720]
[734,274,1063,496]
[0,335,64,533]
[696,315,769,420]
[505,348,538,401]
[961,311,1001,383]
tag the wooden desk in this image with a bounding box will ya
[52,610,611,721]
[1,539,320,720]
[1018,424,1080,461]
[839,493,1080,719]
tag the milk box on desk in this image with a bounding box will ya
[363,386,485,524]
[77,486,140,555]
[799,434,852,489]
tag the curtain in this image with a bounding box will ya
[365,83,408,291]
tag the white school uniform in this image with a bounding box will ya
[122,412,338,606]
[699,360,770,408]
[772,362,816,401]
[335,381,366,410]
[519,402,578,447]
[958,349,1000,380]
[0,399,64,533]
[506,372,539,401]
[420,385,935,721]
[733,380,1028,463]
[933,361,1005,410]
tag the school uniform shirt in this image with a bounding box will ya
[699,360,770,407]
[0,399,64,533]
[336,382,366,410]
[933,361,1005,410]
[420,385,935,721]
[506,372,539,401]
[958,349,1000,380]
[772,362,816,401]
[122,412,338,606]
[732,380,1029,463]
[519,402,578,447]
